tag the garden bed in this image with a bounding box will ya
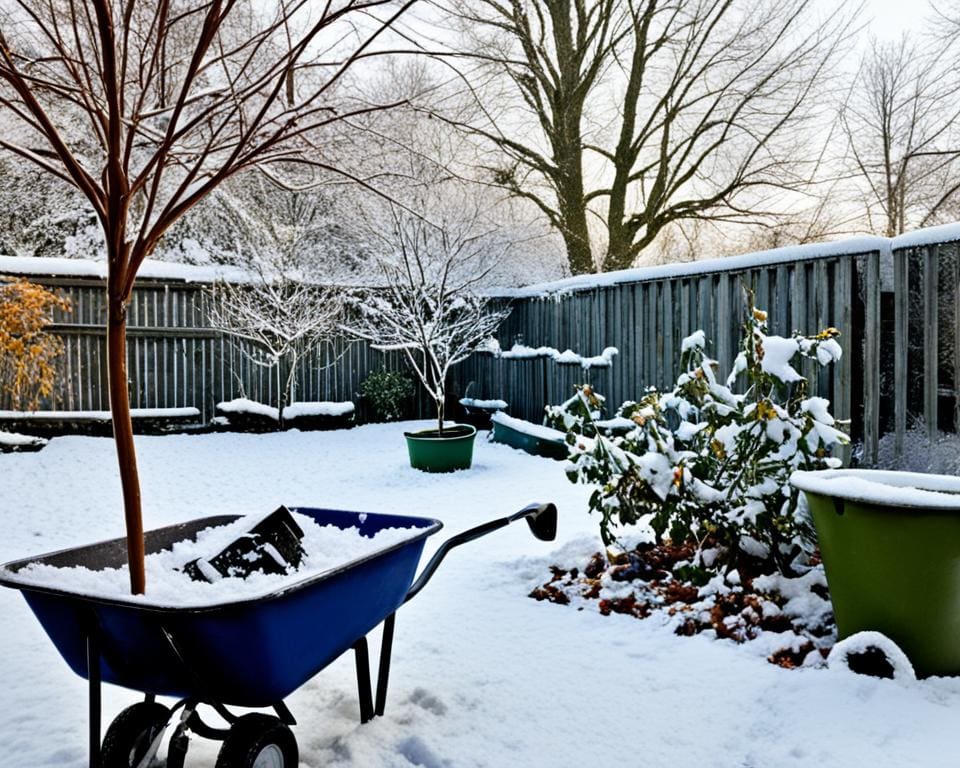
[214,399,355,432]
[530,540,836,670]
[0,407,204,437]
[490,411,568,460]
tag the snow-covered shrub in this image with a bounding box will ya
[543,386,606,438]
[360,370,415,422]
[563,299,849,576]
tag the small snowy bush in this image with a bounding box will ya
[875,421,960,475]
[360,370,415,422]
[563,299,849,576]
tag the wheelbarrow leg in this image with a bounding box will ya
[352,638,375,724]
[87,632,101,768]
[352,613,397,724]
[375,613,396,718]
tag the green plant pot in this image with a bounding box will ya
[792,469,960,677]
[404,424,477,472]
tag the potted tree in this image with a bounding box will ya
[343,190,510,471]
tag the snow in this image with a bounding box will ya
[491,411,567,442]
[1,426,959,767]
[459,398,508,410]
[496,343,619,369]
[7,510,418,608]
[891,221,960,250]
[0,254,250,284]
[493,236,888,298]
[0,431,46,447]
[283,401,355,419]
[593,416,636,431]
[216,398,280,420]
[760,337,805,383]
[828,632,916,682]
[4,220,960,298]
[791,469,960,509]
[681,329,706,353]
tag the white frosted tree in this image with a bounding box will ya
[343,188,511,434]
[206,178,347,423]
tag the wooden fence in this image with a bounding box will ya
[6,225,960,466]
[0,273,434,424]
[890,235,960,454]
[455,243,883,462]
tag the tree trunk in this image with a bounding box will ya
[605,192,637,272]
[559,208,594,275]
[107,292,145,594]
[553,109,593,275]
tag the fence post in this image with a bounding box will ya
[924,245,940,440]
[862,252,881,466]
[893,248,909,456]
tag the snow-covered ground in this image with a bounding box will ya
[1,424,959,767]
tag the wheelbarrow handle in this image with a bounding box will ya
[404,502,557,603]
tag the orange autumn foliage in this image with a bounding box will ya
[0,279,71,410]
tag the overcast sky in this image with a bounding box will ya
[866,0,930,38]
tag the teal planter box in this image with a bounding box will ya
[491,413,568,461]
[792,469,960,677]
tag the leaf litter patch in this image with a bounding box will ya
[530,541,838,669]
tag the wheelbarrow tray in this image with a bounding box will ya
[0,507,442,708]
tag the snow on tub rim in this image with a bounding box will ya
[790,468,960,511]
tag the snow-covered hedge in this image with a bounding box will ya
[561,298,849,576]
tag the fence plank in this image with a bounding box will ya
[893,249,909,454]
[924,245,940,438]
[862,253,881,464]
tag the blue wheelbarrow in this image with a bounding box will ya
[0,502,557,768]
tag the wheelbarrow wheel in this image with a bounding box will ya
[215,713,298,768]
[100,701,171,768]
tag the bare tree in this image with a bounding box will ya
[841,35,960,236]
[342,187,511,434]
[206,181,347,426]
[431,0,857,273]
[0,0,417,593]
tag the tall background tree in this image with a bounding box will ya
[428,0,858,273]
[840,34,960,236]
[0,0,417,593]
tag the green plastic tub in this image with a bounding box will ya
[404,424,477,472]
[792,468,960,677]
[490,413,568,461]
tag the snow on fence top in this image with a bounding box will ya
[491,235,891,298]
[0,254,250,283]
[889,221,960,250]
